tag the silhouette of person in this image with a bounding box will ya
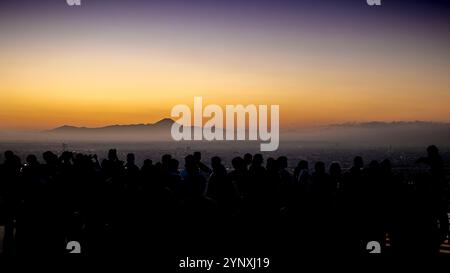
[1,151,21,253]
[207,156,237,219]
[340,155,365,254]
[329,162,342,191]
[403,145,449,255]
[243,153,253,171]
[140,158,154,190]
[101,148,124,180]
[228,156,248,201]
[193,151,212,177]
[125,153,140,191]
[166,158,181,191]
[294,160,310,193]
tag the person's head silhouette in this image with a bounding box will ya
[252,154,263,167]
[277,156,288,170]
[169,158,179,173]
[26,154,39,166]
[353,156,364,169]
[193,152,202,163]
[108,149,118,161]
[314,161,326,174]
[329,162,341,177]
[297,160,308,170]
[427,145,439,158]
[43,151,57,165]
[162,154,172,166]
[244,153,253,165]
[266,157,278,172]
[231,157,245,171]
[211,156,222,171]
[126,153,135,165]
[184,154,197,173]
[4,150,15,162]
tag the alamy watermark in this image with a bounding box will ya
[66,0,81,6]
[66,241,81,253]
[366,0,381,6]
[170,97,279,152]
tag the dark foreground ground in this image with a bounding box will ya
[0,143,449,270]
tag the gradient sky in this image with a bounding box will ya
[0,0,449,130]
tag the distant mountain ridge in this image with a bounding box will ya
[51,119,450,132]
[1,119,448,146]
[283,120,450,147]
[50,118,175,132]
[328,121,450,128]
[44,118,176,142]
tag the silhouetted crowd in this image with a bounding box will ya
[0,145,448,256]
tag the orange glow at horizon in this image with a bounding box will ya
[1,20,450,131]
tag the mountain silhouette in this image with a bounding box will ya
[50,118,175,133]
[283,121,450,147]
[1,119,450,146]
[328,121,450,129]
[44,118,176,142]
